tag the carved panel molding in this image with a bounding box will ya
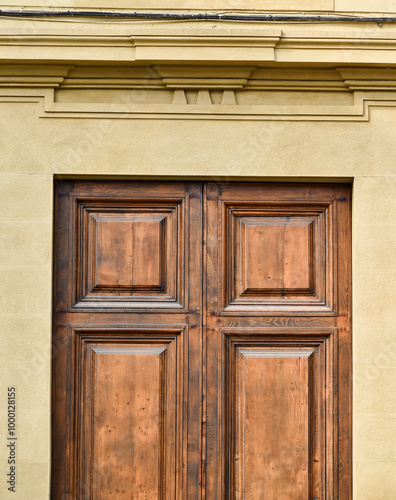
[73,328,185,499]
[222,329,336,499]
[74,195,185,309]
[222,200,334,313]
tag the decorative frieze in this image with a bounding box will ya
[1,63,396,121]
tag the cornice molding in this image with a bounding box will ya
[0,29,281,63]
[1,27,396,122]
[2,28,396,64]
[155,66,257,89]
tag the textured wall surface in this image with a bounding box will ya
[0,102,395,499]
[2,0,396,13]
[0,11,395,500]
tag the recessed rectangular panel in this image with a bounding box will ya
[95,216,164,289]
[75,196,184,308]
[242,218,311,292]
[222,199,333,313]
[75,331,183,500]
[236,349,310,498]
[93,346,165,499]
[224,332,333,499]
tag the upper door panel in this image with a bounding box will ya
[206,182,348,316]
[55,181,198,312]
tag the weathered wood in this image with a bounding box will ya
[52,181,202,499]
[52,181,351,499]
[204,182,352,499]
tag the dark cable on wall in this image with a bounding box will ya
[0,10,396,23]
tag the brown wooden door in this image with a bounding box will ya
[52,181,351,499]
[203,183,352,500]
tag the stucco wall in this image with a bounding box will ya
[0,101,395,498]
[0,7,395,497]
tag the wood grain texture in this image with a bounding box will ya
[242,217,311,291]
[52,181,351,499]
[235,350,310,499]
[94,215,164,289]
[204,182,352,499]
[52,181,202,500]
[223,332,333,499]
[75,331,183,500]
[92,347,165,498]
[222,196,332,313]
[76,192,184,308]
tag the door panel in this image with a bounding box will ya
[52,181,351,499]
[220,188,334,313]
[52,181,202,499]
[234,348,310,499]
[74,329,184,500]
[75,187,185,308]
[223,330,334,499]
[204,182,351,499]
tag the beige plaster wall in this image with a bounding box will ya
[0,0,334,11]
[336,1,396,14]
[0,102,395,499]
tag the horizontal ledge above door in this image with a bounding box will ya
[2,28,396,65]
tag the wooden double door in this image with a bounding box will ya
[52,181,351,499]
